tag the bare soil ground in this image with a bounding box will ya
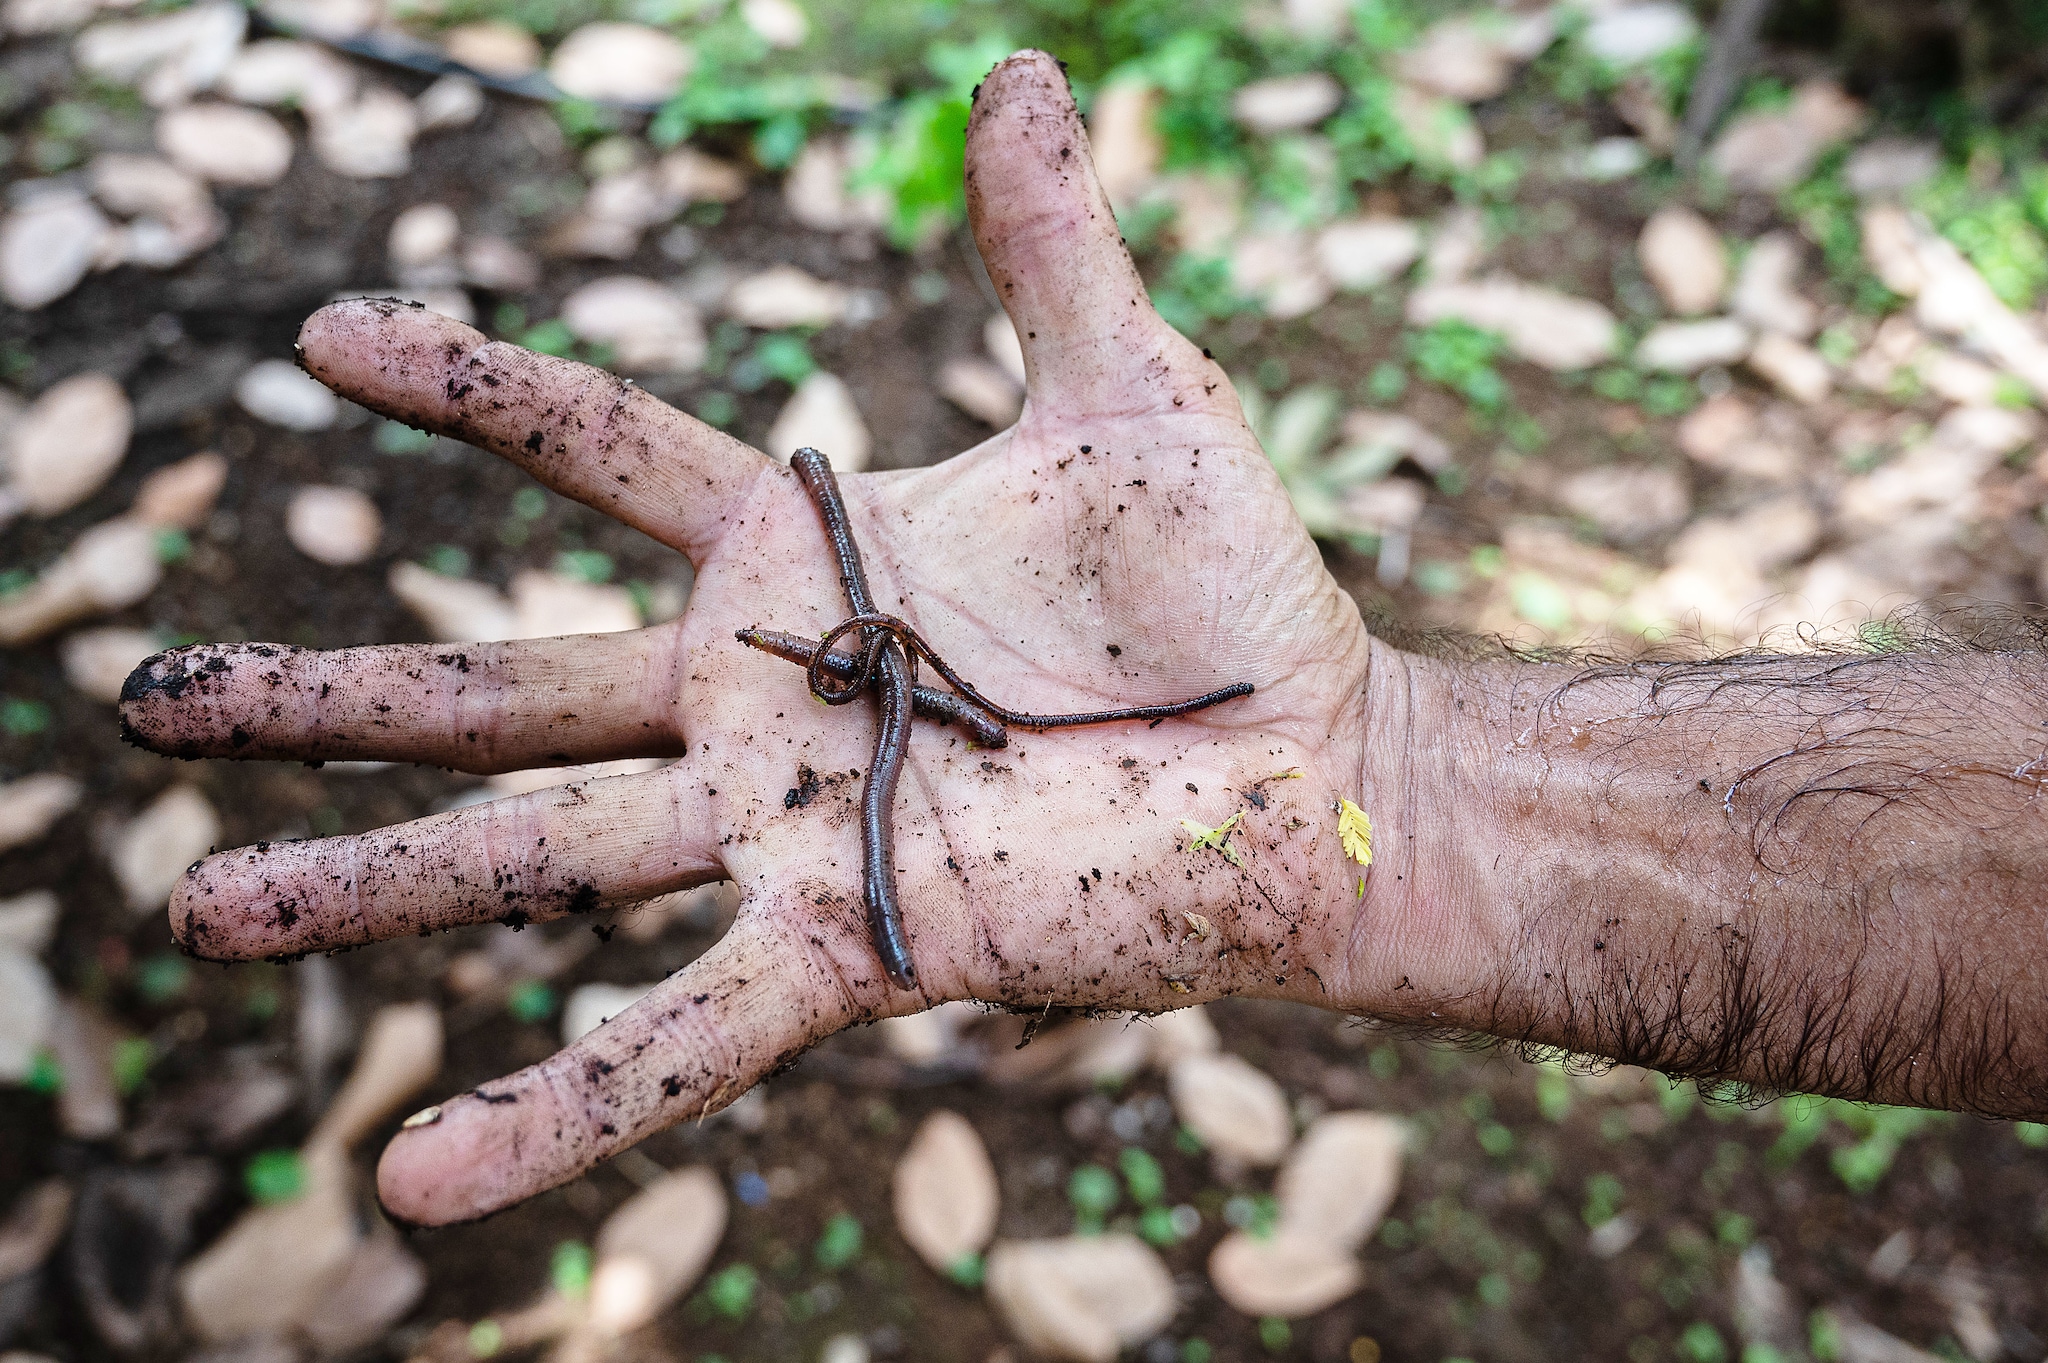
[4,35,2048,1363]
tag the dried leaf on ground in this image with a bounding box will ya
[985,1234,1176,1363]
[893,1110,999,1274]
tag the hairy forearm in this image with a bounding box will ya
[1384,642,2048,1118]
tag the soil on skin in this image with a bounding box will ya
[2,39,2046,1363]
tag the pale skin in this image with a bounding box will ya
[122,52,2048,1227]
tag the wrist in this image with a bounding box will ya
[1312,638,1508,1026]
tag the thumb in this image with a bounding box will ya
[964,50,1219,416]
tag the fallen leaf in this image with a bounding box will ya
[1179,811,1246,868]
[1167,1053,1292,1166]
[893,1109,1000,1275]
[1207,1229,1363,1318]
[985,1234,1176,1363]
[1338,799,1372,866]
[590,1166,727,1336]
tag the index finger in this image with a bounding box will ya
[298,299,772,563]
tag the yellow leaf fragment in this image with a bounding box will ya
[1179,811,1247,869]
[1338,799,1372,867]
[1263,767,1304,783]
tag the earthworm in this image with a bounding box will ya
[790,449,920,990]
[806,612,1256,731]
[734,627,1010,747]
[780,447,1256,993]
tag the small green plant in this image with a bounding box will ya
[468,1320,504,1358]
[113,1036,155,1095]
[695,391,739,428]
[1137,1206,1180,1247]
[423,545,471,578]
[154,528,192,565]
[375,420,437,456]
[506,979,558,1023]
[552,550,615,585]
[244,1149,306,1205]
[1223,1192,1280,1238]
[1118,1147,1165,1206]
[517,319,579,358]
[1918,166,2048,310]
[1784,157,1900,314]
[135,954,191,1004]
[1,697,52,736]
[1149,254,1243,336]
[1765,1095,1950,1192]
[551,1241,593,1298]
[1068,1163,1120,1232]
[814,1212,863,1270]
[755,332,817,385]
[1679,1321,1729,1363]
[855,34,1015,248]
[1407,320,1509,413]
[1364,361,1408,405]
[1581,1172,1625,1228]
[703,1263,758,1320]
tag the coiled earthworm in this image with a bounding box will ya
[779,447,1254,994]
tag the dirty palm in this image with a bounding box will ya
[121,52,1397,1227]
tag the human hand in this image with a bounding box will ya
[123,51,1471,1225]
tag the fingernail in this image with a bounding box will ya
[402,1105,442,1129]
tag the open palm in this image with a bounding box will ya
[125,52,1403,1225]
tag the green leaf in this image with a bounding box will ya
[750,332,816,386]
[1137,1205,1180,1247]
[814,1211,863,1270]
[1067,1164,1120,1227]
[112,1036,153,1095]
[551,1240,593,1298]
[2,697,52,736]
[1118,1147,1166,1207]
[136,954,191,1004]
[244,1148,306,1205]
[375,420,437,456]
[518,320,578,358]
[468,1320,504,1358]
[25,1049,61,1095]
[423,545,471,578]
[1407,320,1509,413]
[153,527,192,565]
[1679,1321,1729,1363]
[506,979,557,1023]
[704,1263,759,1320]
[552,549,615,585]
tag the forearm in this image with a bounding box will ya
[1365,640,2048,1118]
